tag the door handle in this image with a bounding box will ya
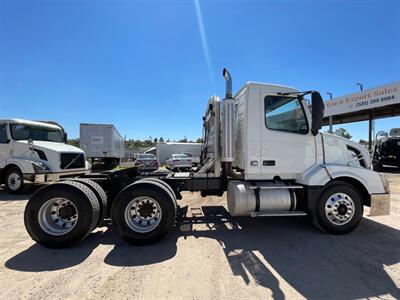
[263,160,275,166]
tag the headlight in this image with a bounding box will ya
[85,160,92,169]
[31,161,52,174]
[378,173,390,193]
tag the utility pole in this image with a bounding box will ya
[327,92,333,134]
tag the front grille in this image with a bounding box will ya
[60,153,85,169]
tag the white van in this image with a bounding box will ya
[0,119,90,193]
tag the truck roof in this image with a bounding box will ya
[235,82,299,97]
[0,118,62,130]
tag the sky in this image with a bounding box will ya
[0,0,399,142]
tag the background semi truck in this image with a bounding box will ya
[23,69,390,248]
[80,123,125,166]
[372,128,400,171]
[0,119,90,194]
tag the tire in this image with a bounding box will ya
[24,181,100,248]
[313,181,363,235]
[5,167,31,194]
[111,180,177,245]
[63,178,108,227]
[140,178,177,205]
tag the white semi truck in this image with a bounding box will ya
[0,119,90,194]
[24,69,390,248]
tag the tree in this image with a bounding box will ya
[67,138,79,147]
[179,136,188,143]
[153,137,158,144]
[159,137,164,143]
[334,128,352,139]
[196,138,204,143]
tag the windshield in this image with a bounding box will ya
[138,154,156,159]
[10,123,63,143]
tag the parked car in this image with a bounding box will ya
[166,154,192,172]
[182,152,200,166]
[133,154,159,171]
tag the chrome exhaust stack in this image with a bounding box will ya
[221,68,241,179]
[223,68,232,98]
[221,68,235,163]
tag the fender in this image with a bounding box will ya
[296,163,386,194]
[2,158,35,174]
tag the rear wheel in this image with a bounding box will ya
[139,178,177,204]
[24,181,100,248]
[62,178,108,227]
[313,181,363,234]
[5,167,31,194]
[111,180,177,245]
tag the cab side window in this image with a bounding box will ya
[0,124,9,143]
[265,96,309,134]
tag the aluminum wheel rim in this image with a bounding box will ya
[38,198,78,236]
[124,196,162,233]
[7,172,22,191]
[325,192,355,226]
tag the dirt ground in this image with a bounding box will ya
[0,172,399,300]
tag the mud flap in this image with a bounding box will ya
[369,193,390,216]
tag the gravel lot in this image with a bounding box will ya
[0,172,399,300]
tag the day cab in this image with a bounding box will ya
[0,119,90,193]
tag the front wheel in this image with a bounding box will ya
[313,181,363,235]
[5,167,31,194]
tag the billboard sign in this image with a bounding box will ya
[324,81,400,117]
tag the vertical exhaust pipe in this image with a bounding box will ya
[223,68,232,99]
[221,68,242,179]
[221,68,235,164]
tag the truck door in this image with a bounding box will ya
[0,123,11,167]
[260,95,316,179]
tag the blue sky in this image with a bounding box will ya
[0,0,399,141]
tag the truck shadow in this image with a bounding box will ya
[5,205,400,299]
[105,205,400,299]
[4,229,118,272]
[0,186,44,201]
[105,206,400,299]
[180,206,400,299]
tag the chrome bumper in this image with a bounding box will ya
[369,193,391,216]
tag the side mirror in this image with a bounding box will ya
[311,91,324,135]
[63,132,68,143]
[376,131,388,140]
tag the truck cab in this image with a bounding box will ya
[201,70,389,231]
[0,119,90,193]
[372,128,400,171]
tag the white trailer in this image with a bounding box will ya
[24,69,390,248]
[80,123,125,165]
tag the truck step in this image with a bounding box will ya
[247,185,303,190]
[250,211,307,217]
